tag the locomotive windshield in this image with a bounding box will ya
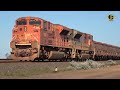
[16,19,27,25]
[29,19,41,25]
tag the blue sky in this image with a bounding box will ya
[0,11,120,58]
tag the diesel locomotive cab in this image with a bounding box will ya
[10,17,41,61]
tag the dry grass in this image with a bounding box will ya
[0,62,70,79]
[67,60,119,71]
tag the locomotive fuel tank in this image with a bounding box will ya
[48,51,65,60]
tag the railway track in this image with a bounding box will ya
[0,58,120,64]
[0,59,68,63]
[0,59,20,63]
[0,59,13,60]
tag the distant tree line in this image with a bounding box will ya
[5,53,12,59]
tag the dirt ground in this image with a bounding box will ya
[23,65,120,79]
[1,61,120,79]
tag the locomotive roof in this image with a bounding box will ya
[16,16,92,36]
[17,16,42,20]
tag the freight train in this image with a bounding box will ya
[10,16,120,61]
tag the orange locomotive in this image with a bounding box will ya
[10,16,120,61]
[10,16,94,61]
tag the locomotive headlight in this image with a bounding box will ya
[29,40,32,43]
[15,41,18,43]
[24,26,27,32]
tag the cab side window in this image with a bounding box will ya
[88,36,91,39]
[48,22,50,30]
[43,21,47,30]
